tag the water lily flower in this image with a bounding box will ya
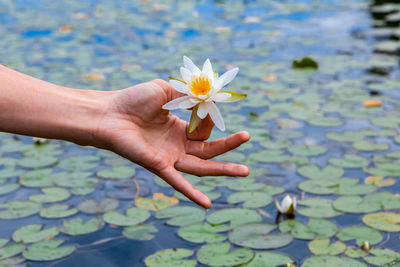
[361,241,371,252]
[275,195,296,214]
[162,56,246,132]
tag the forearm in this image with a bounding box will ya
[0,65,111,146]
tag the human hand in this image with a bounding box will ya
[94,79,250,209]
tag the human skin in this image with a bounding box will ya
[0,65,250,209]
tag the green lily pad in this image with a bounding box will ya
[298,165,344,179]
[61,218,104,236]
[19,168,54,187]
[58,155,99,171]
[0,239,7,248]
[122,224,158,241]
[370,117,400,128]
[241,252,294,267]
[78,198,119,214]
[326,131,365,142]
[40,204,78,219]
[288,144,326,156]
[365,163,400,177]
[229,223,293,249]
[297,198,341,218]
[0,243,25,260]
[12,224,59,243]
[207,208,262,228]
[156,206,205,227]
[364,248,400,266]
[97,166,136,179]
[308,238,346,255]
[22,240,75,261]
[177,223,229,244]
[298,178,376,195]
[227,191,272,208]
[145,248,196,267]
[0,257,25,267]
[345,248,367,258]
[17,155,58,169]
[174,185,221,202]
[104,207,150,226]
[279,218,337,240]
[0,183,19,196]
[329,154,369,168]
[363,212,400,232]
[0,169,24,180]
[353,141,389,151]
[0,201,41,219]
[301,255,367,267]
[225,179,267,191]
[197,242,253,267]
[336,226,382,246]
[29,187,70,203]
[333,192,400,214]
[307,116,342,127]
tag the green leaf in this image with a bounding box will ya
[364,248,400,266]
[333,192,400,214]
[336,226,382,246]
[104,207,150,226]
[288,144,326,156]
[78,198,119,214]
[19,168,54,187]
[0,183,19,196]
[227,191,272,208]
[297,198,341,218]
[308,238,346,255]
[145,248,195,267]
[12,224,59,243]
[241,252,293,267]
[207,208,262,228]
[61,218,104,236]
[97,166,136,179]
[0,239,7,248]
[177,223,229,244]
[0,243,25,260]
[197,242,253,267]
[301,255,367,267]
[17,155,58,169]
[229,223,293,249]
[22,240,75,261]
[188,104,201,133]
[329,154,369,168]
[353,141,389,152]
[40,204,78,219]
[123,224,158,241]
[298,178,376,195]
[298,165,344,179]
[0,201,41,219]
[168,76,186,84]
[363,212,400,232]
[218,91,247,102]
[156,206,205,227]
[29,187,70,203]
[279,218,337,240]
[58,155,99,171]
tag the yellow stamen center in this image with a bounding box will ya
[190,74,212,96]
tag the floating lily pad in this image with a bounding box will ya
[97,166,135,179]
[178,223,229,244]
[145,248,196,267]
[336,226,382,246]
[0,201,41,219]
[0,239,7,248]
[333,192,400,214]
[22,240,75,261]
[353,141,389,151]
[17,155,58,169]
[104,207,150,226]
[364,248,400,266]
[40,204,78,219]
[345,248,367,258]
[156,206,205,227]
[0,243,25,260]
[12,224,59,243]
[297,198,341,218]
[297,165,344,179]
[301,255,367,267]
[288,144,326,156]
[329,155,369,168]
[241,252,294,267]
[299,178,376,195]
[207,208,262,228]
[78,198,119,214]
[19,168,54,187]
[363,212,400,232]
[225,179,266,191]
[308,238,346,255]
[61,218,104,236]
[58,155,99,171]
[0,183,19,196]
[197,242,253,267]
[136,194,179,211]
[29,187,70,203]
[123,224,158,241]
[227,191,272,208]
[326,131,365,142]
[307,116,342,127]
[229,223,293,249]
[365,163,400,177]
[279,218,337,240]
[0,257,25,267]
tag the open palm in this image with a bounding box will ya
[96,79,250,209]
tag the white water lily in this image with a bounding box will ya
[275,195,296,214]
[162,56,246,132]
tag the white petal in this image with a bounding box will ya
[170,80,189,94]
[197,95,208,100]
[281,195,292,213]
[162,96,191,110]
[202,58,214,81]
[183,56,201,76]
[180,67,192,83]
[179,99,198,109]
[212,92,231,102]
[293,197,297,209]
[219,67,239,87]
[197,102,209,119]
[212,76,225,93]
[207,102,225,131]
[275,200,283,213]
